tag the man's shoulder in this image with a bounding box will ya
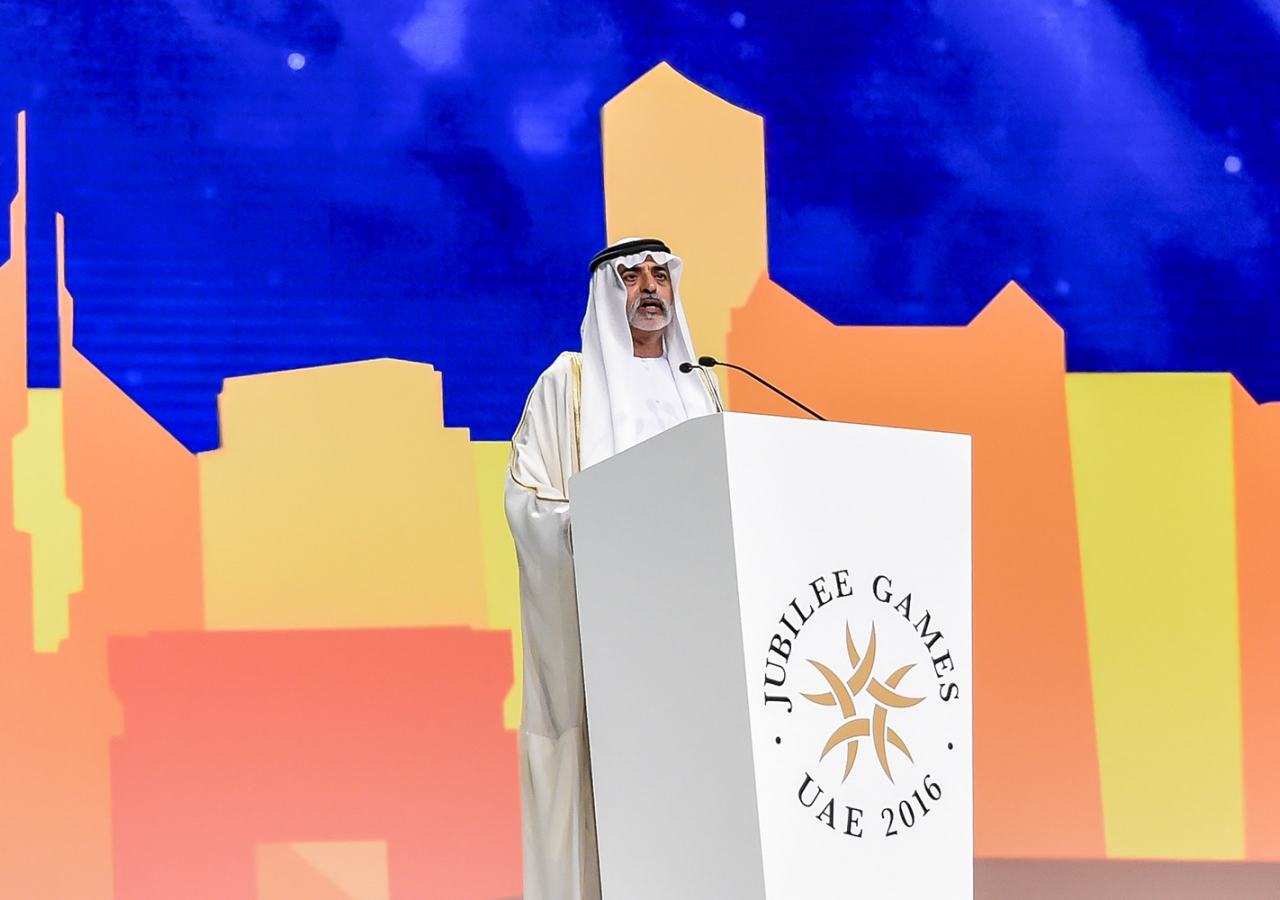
[546,350,582,372]
[517,352,581,439]
[532,351,582,388]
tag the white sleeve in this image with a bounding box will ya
[504,358,602,900]
[504,357,583,739]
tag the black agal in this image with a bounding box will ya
[588,238,671,273]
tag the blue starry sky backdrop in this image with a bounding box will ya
[0,0,1276,450]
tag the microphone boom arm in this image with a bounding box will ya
[700,357,826,421]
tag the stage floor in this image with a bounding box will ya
[977,858,1280,899]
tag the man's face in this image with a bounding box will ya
[618,258,674,333]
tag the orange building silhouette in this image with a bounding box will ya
[728,275,1104,858]
[727,273,1280,863]
[0,124,207,900]
[109,627,521,900]
[1235,383,1280,858]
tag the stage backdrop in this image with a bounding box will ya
[1,3,1279,899]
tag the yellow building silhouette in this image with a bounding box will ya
[12,388,82,653]
[603,63,768,398]
[200,359,490,632]
[1067,373,1244,858]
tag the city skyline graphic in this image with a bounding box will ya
[2,63,1280,898]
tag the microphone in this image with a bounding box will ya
[678,361,725,413]
[695,356,826,421]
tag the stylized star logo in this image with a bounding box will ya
[801,623,924,783]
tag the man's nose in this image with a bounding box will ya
[640,272,656,291]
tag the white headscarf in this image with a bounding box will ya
[579,238,718,469]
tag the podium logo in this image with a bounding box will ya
[801,623,924,783]
[761,569,961,840]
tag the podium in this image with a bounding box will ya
[570,412,972,900]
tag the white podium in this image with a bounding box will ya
[570,412,972,900]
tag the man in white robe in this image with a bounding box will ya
[505,238,719,900]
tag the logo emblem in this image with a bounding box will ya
[761,569,962,840]
[802,623,924,783]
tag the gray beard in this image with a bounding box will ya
[628,294,673,331]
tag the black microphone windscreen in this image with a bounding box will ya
[678,362,694,373]
[698,356,718,367]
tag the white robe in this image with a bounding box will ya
[506,240,719,900]
[621,354,690,445]
[506,351,600,900]
[506,350,708,900]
